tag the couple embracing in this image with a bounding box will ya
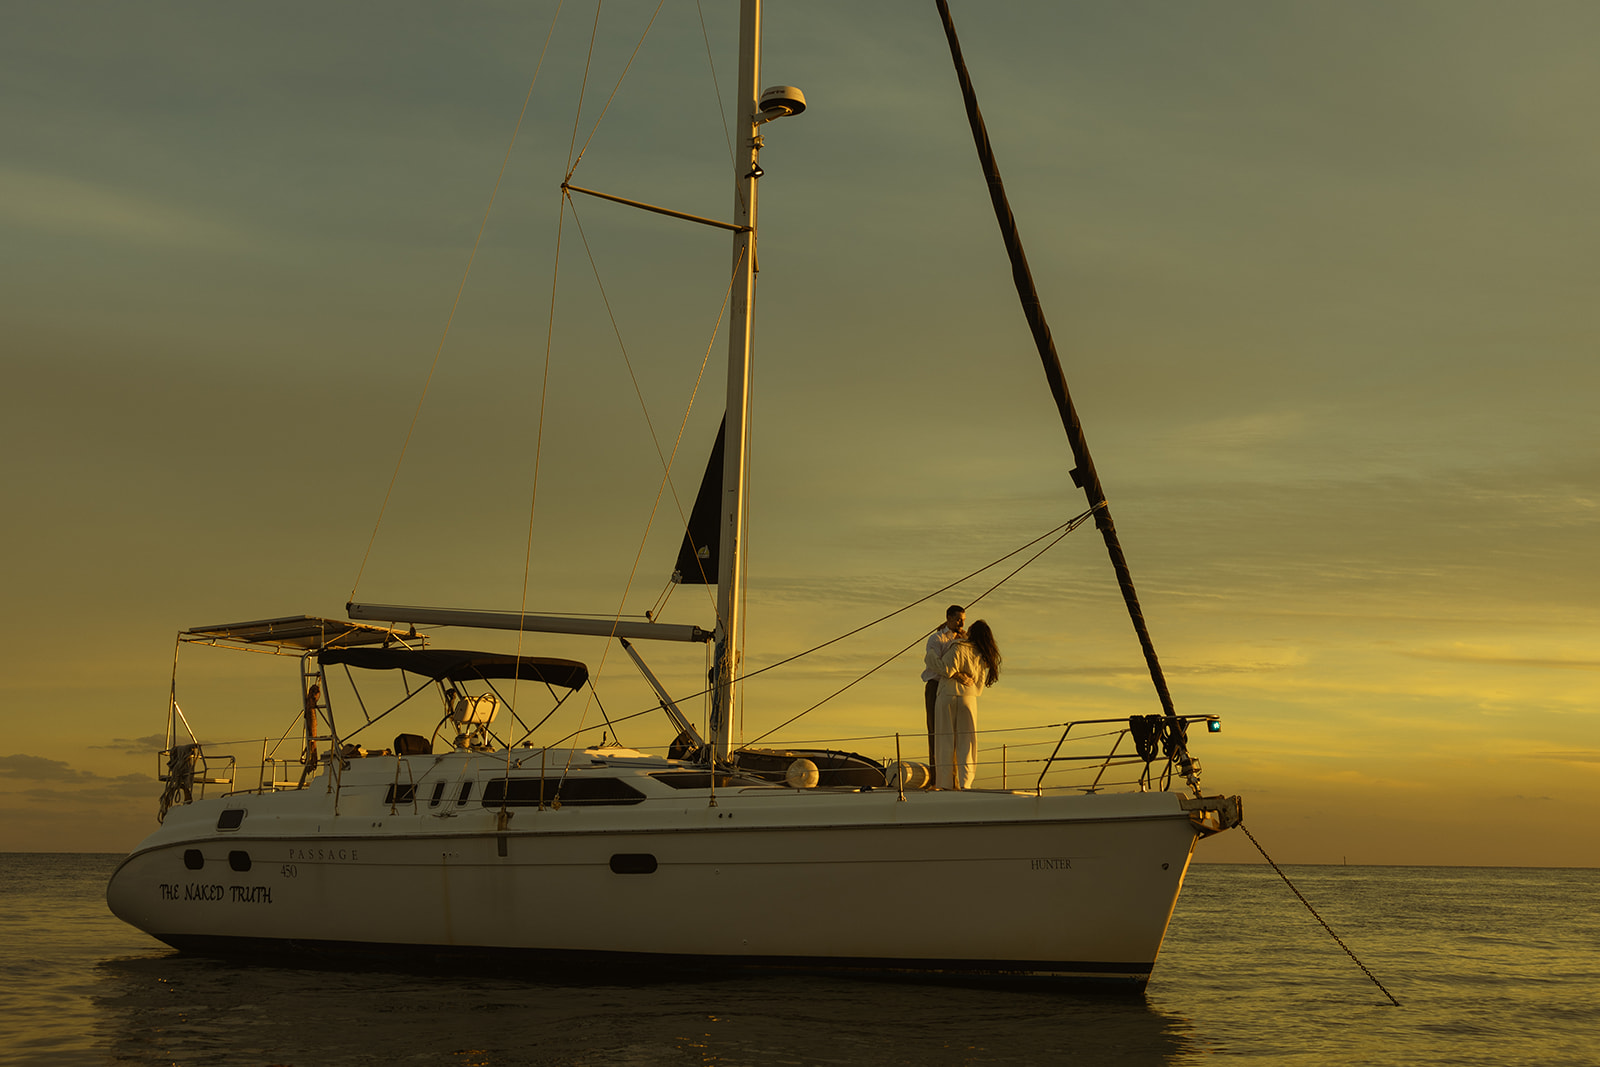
[920,604,1002,790]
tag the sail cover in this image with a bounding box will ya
[318,648,588,689]
[673,417,724,585]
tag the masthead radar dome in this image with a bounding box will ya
[758,85,807,119]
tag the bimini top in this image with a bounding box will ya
[318,647,589,690]
[183,616,422,652]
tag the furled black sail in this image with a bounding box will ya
[673,417,725,585]
[935,0,1178,720]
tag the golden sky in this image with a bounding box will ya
[2,1,1596,866]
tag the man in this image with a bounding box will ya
[921,604,965,767]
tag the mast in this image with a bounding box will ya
[709,0,762,762]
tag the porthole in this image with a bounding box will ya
[610,853,658,875]
[228,850,252,872]
[183,849,204,870]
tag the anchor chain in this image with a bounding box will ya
[1241,823,1401,1006]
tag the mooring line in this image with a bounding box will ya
[1241,823,1401,1006]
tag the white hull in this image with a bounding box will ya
[108,751,1214,985]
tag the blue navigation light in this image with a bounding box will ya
[1207,719,1222,733]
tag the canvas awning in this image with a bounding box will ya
[317,647,589,690]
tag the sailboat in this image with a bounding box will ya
[107,0,1241,986]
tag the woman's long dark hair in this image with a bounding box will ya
[966,620,1001,687]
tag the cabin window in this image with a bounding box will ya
[228,850,252,872]
[216,809,245,831]
[480,776,645,807]
[385,783,417,804]
[459,781,474,804]
[650,771,765,790]
[183,849,204,870]
[429,781,447,808]
[609,853,657,874]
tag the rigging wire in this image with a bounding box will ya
[693,0,742,213]
[623,509,1098,723]
[591,686,618,744]
[564,3,604,177]
[352,3,741,764]
[347,3,567,604]
[565,197,734,614]
[639,1,743,629]
[508,178,572,802]
[647,573,679,621]
[512,0,679,792]
[517,511,1100,760]
[743,509,1096,693]
[540,700,657,749]
[566,0,668,181]
[746,506,1097,745]
[532,0,742,782]
[546,235,750,777]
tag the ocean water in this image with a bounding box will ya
[1,855,1595,1066]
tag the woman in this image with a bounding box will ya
[933,619,1001,789]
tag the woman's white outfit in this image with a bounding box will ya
[933,639,984,789]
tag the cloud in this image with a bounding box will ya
[91,735,167,754]
[20,776,155,805]
[1402,650,1600,671]
[1040,661,1293,678]
[0,754,156,793]
[0,167,238,247]
[1159,411,1312,458]
[0,754,88,781]
[1524,751,1600,766]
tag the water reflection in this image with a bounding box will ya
[92,952,1199,1066]
[29,859,1599,1065]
